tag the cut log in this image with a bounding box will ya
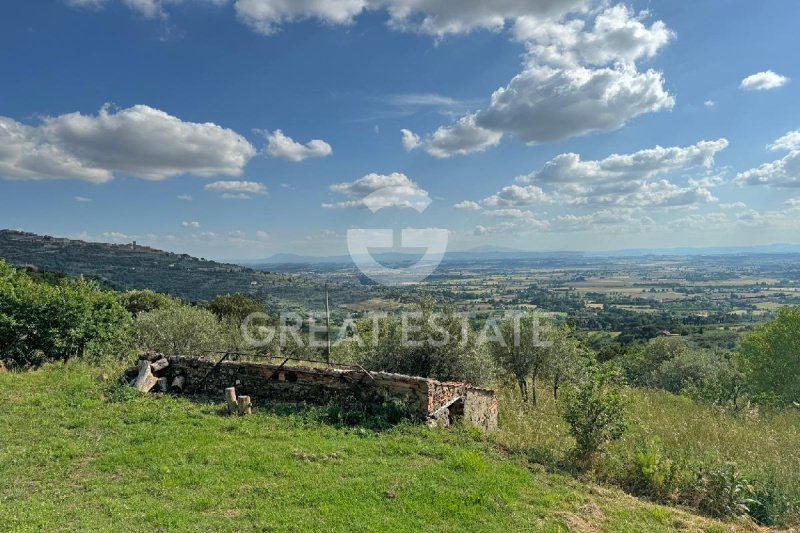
[156,377,169,393]
[237,395,252,415]
[138,352,162,362]
[133,360,158,392]
[225,387,238,414]
[169,375,185,393]
[150,358,169,373]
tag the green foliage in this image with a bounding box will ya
[654,349,745,406]
[624,438,689,501]
[691,463,758,519]
[617,336,745,406]
[0,260,131,368]
[488,313,555,403]
[543,328,591,400]
[341,296,491,384]
[133,304,224,355]
[207,293,265,323]
[562,364,629,464]
[118,289,176,316]
[618,336,690,387]
[738,306,800,405]
[499,382,800,527]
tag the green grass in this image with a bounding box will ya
[0,362,739,532]
[497,385,800,527]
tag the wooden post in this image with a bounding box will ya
[225,387,238,414]
[133,359,158,392]
[237,395,252,415]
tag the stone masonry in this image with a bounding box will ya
[165,356,498,432]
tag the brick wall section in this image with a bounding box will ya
[165,356,497,432]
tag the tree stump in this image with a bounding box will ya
[133,360,158,392]
[225,387,238,414]
[237,395,252,415]
[156,377,169,393]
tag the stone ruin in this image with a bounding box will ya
[130,354,498,432]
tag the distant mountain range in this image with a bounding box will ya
[244,243,800,265]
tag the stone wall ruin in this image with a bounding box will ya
[161,356,498,432]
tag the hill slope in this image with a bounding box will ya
[0,362,749,532]
[0,230,372,309]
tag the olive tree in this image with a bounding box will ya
[488,313,554,404]
[133,304,223,356]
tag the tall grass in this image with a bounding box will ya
[496,385,800,527]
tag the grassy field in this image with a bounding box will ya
[0,363,755,532]
[497,387,800,528]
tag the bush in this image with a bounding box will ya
[618,336,689,387]
[739,306,800,405]
[654,350,745,406]
[623,438,690,502]
[691,463,758,519]
[0,261,131,368]
[118,289,176,316]
[341,297,492,384]
[207,293,265,323]
[563,364,629,466]
[133,304,224,355]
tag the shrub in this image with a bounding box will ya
[118,289,176,316]
[619,336,690,387]
[207,293,265,323]
[748,469,800,526]
[625,438,690,501]
[739,306,800,405]
[563,364,629,466]
[654,350,745,406]
[133,304,224,355]
[343,296,492,384]
[691,463,758,519]
[0,261,131,368]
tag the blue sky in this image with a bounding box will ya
[1,0,798,259]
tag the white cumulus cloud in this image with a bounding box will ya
[204,180,268,199]
[480,184,550,208]
[519,139,729,184]
[768,130,800,152]
[735,151,800,188]
[404,114,503,158]
[736,130,800,188]
[453,200,481,210]
[740,70,789,91]
[323,172,431,211]
[0,104,256,183]
[405,5,674,156]
[263,129,332,161]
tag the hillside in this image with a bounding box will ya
[0,230,372,309]
[0,362,751,532]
